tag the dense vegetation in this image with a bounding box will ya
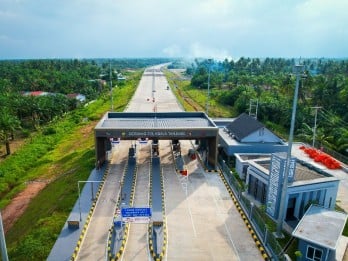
[0,58,172,201]
[0,69,143,260]
[0,58,172,155]
[0,57,175,260]
[95,58,174,70]
[187,58,348,157]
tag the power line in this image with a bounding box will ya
[320,108,348,127]
[319,110,348,129]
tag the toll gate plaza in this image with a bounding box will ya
[94,111,219,168]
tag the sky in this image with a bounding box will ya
[0,0,347,60]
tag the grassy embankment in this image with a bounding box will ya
[1,70,142,260]
[164,69,235,117]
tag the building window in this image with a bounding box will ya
[306,246,323,261]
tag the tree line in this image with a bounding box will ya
[0,58,172,155]
[188,57,348,156]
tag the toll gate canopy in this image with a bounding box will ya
[95,112,219,167]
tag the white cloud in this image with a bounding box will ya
[162,45,183,57]
[188,42,232,60]
[0,10,18,20]
[0,0,347,59]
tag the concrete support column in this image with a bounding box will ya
[312,190,318,202]
[319,189,326,205]
[207,137,218,169]
[95,137,107,165]
[294,193,302,219]
[302,192,309,215]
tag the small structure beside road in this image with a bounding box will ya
[235,152,340,228]
[292,205,347,261]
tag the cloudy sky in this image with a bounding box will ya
[0,0,347,60]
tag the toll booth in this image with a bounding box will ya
[128,146,135,158]
[188,149,196,160]
[152,139,159,156]
[172,139,181,156]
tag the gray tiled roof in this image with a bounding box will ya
[225,113,264,141]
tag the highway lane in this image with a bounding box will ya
[76,141,130,261]
[126,67,182,113]
[162,139,263,260]
[122,143,151,260]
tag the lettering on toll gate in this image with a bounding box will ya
[126,131,187,137]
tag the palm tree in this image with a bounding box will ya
[336,128,348,155]
[297,123,313,144]
[0,109,21,155]
[315,128,335,150]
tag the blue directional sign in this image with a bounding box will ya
[121,207,152,218]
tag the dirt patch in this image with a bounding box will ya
[80,123,95,137]
[0,139,26,162]
[1,121,96,234]
[2,181,48,234]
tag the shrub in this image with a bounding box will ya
[42,127,56,135]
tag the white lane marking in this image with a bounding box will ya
[186,190,197,238]
[204,172,241,261]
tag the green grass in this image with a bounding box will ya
[164,70,235,117]
[2,70,142,260]
[7,149,95,260]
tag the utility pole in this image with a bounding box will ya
[110,61,113,111]
[311,106,322,147]
[249,99,259,119]
[205,59,212,116]
[276,64,304,237]
[0,211,9,261]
